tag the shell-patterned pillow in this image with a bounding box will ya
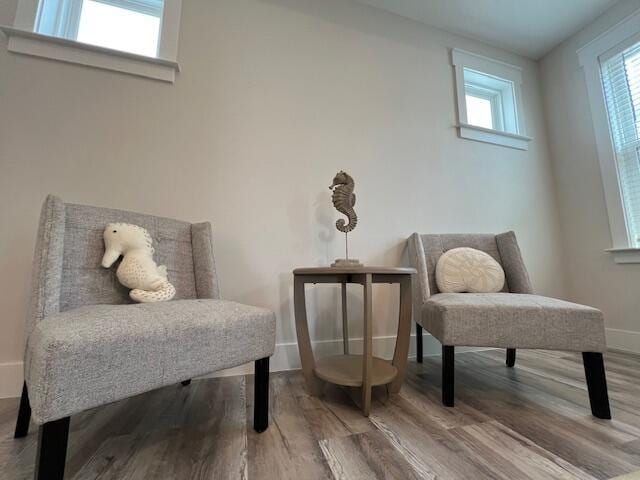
[435,247,505,293]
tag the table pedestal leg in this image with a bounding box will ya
[341,283,349,354]
[362,274,373,416]
[389,276,412,394]
[294,277,324,396]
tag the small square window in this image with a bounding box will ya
[36,0,164,58]
[452,49,531,150]
[3,0,181,82]
[463,68,518,133]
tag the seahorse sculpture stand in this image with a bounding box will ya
[329,171,363,267]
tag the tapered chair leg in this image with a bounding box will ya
[254,357,269,433]
[416,324,423,363]
[35,416,70,480]
[442,345,454,407]
[583,352,612,419]
[506,348,516,368]
[181,379,191,386]
[14,382,32,438]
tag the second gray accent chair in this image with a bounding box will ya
[408,231,611,419]
[14,195,276,480]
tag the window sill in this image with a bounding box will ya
[605,248,640,264]
[0,26,180,82]
[456,123,532,150]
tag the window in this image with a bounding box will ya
[75,1,161,57]
[600,41,640,248]
[36,0,163,57]
[578,9,640,262]
[1,0,182,82]
[452,49,532,150]
[465,93,494,130]
[463,69,518,133]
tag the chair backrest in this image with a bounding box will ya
[26,195,220,334]
[407,231,533,305]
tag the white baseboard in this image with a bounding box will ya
[0,362,24,399]
[213,329,640,377]
[0,333,488,399]
[606,328,640,354]
[207,334,429,379]
[208,333,492,379]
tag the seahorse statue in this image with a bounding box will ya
[101,223,176,303]
[329,171,358,233]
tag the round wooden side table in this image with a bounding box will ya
[293,266,415,416]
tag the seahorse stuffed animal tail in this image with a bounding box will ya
[330,171,358,233]
[130,280,176,303]
[101,223,176,303]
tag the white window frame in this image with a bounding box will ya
[578,8,640,263]
[451,48,532,150]
[0,0,181,82]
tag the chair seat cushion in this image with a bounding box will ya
[421,293,606,352]
[25,299,275,424]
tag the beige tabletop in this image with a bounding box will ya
[293,266,416,275]
[293,266,415,416]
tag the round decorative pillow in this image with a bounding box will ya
[435,247,505,293]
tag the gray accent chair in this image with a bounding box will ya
[408,232,610,419]
[14,195,276,480]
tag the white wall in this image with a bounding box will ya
[540,0,640,354]
[0,0,567,397]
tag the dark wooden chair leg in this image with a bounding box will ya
[254,357,269,433]
[35,416,70,480]
[506,348,516,368]
[14,382,32,438]
[583,352,612,419]
[442,345,454,407]
[181,379,191,386]
[416,323,423,363]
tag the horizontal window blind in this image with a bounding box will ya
[601,42,640,247]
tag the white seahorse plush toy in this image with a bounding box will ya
[101,223,176,303]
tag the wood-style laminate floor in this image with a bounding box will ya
[3,349,640,479]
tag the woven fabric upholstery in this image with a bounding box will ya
[191,222,220,299]
[408,232,532,300]
[422,234,508,295]
[26,195,66,336]
[408,231,606,352]
[60,202,198,310]
[422,293,606,352]
[24,195,274,424]
[26,300,275,423]
[495,231,533,294]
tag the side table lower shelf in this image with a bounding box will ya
[314,354,398,387]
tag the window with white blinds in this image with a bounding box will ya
[601,41,640,248]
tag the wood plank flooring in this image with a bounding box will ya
[3,349,640,479]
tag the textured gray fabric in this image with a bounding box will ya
[26,299,275,424]
[24,195,275,425]
[408,231,607,353]
[61,203,197,310]
[26,195,66,337]
[421,293,606,352]
[408,233,430,323]
[495,231,533,294]
[191,222,220,299]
